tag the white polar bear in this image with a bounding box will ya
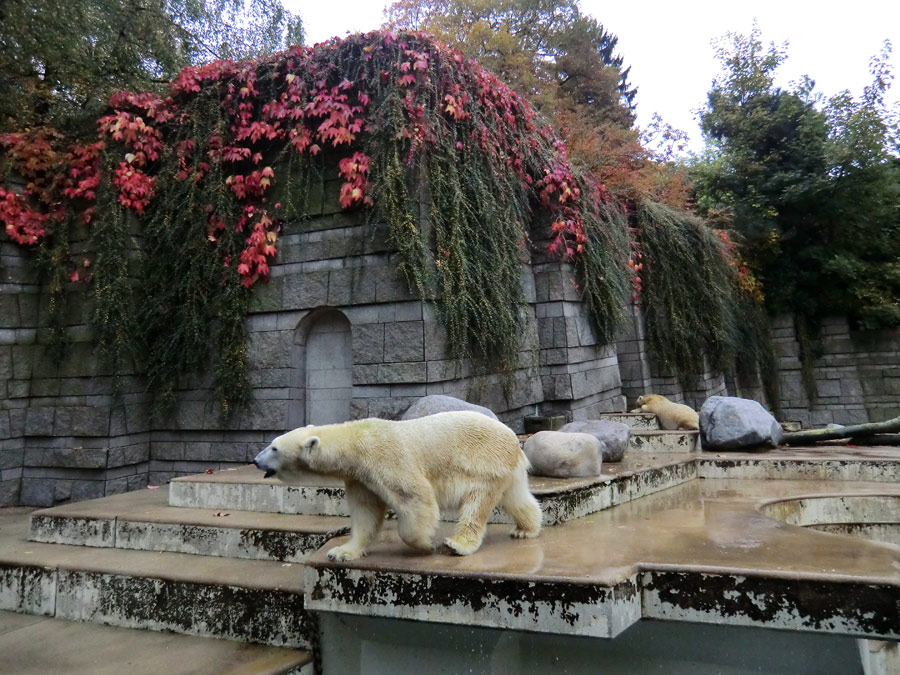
[635,394,700,431]
[253,411,542,560]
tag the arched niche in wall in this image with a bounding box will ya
[289,308,353,428]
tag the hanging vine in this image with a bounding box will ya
[0,30,640,414]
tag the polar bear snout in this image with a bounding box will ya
[253,446,278,478]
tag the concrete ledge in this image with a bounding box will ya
[302,474,900,642]
[169,458,698,526]
[642,570,899,639]
[304,565,642,639]
[29,488,349,563]
[0,509,313,647]
[629,429,699,453]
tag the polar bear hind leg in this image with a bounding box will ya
[327,480,387,561]
[443,484,504,556]
[502,460,542,539]
[394,486,440,553]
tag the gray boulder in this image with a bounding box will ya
[558,420,630,462]
[401,395,499,421]
[699,396,784,451]
[523,431,603,478]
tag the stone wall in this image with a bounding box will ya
[4,170,899,507]
[772,315,900,428]
[2,175,627,506]
[614,303,726,411]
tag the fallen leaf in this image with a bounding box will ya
[214,512,230,517]
[205,469,215,474]
[147,485,160,490]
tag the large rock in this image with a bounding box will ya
[523,431,603,478]
[699,396,784,451]
[400,395,498,421]
[558,420,630,462]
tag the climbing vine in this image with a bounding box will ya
[636,200,777,407]
[1,31,632,415]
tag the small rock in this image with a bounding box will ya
[558,420,630,462]
[400,394,499,420]
[523,430,603,478]
[699,396,784,451]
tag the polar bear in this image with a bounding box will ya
[252,411,542,560]
[635,394,700,431]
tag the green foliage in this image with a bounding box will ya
[2,31,634,416]
[693,27,900,336]
[386,0,636,126]
[576,201,630,344]
[637,201,738,380]
[0,0,302,132]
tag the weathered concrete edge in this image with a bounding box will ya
[303,565,642,638]
[28,513,350,563]
[303,562,900,641]
[641,569,900,639]
[0,562,56,616]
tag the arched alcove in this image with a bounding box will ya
[289,308,352,427]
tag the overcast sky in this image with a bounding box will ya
[285,0,900,153]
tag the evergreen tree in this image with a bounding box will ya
[693,27,900,330]
[0,0,303,132]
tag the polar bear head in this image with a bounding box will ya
[253,426,333,482]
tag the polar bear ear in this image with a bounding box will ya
[302,436,320,452]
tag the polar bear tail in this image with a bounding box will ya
[502,453,542,539]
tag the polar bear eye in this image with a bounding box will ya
[271,446,278,453]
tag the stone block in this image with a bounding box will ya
[11,345,34,379]
[423,321,448,361]
[71,479,104,501]
[352,364,379,384]
[108,443,149,467]
[282,271,329,310]
[70,407,111,436]
[541,374,573,400]
[20,478,55,506]
[327,266,377,306]
[0,294,18,327]
[0,346,11,379]
[377,362,426,384]
[249,331,293,370]
[24,407,54,436]
[427,360,462,383]
[384,321,424,362]
[248,277,283,313]
[375,265,413,303]
[0,478,20,506]
[815,379,842,398]
[352,323,384,364]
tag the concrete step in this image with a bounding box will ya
[29,487,349,563]
[0,508,312,648]
[629,429,700,453]
[596,412,660,430]
[169,457,699,526]
[0,609,312,675]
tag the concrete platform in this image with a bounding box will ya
[168,456,699,526]
[304,473,900,640]
[629,429,699,453]
[29,487,349,562]
[0,508,311,648]
[0,610,312,675]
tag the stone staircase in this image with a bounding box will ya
[0,410,697,671]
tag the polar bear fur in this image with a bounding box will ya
[253,411,541,560]
[636,394,700,431]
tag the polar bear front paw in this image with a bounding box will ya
[326,545,365,561]
[510,527,540,539]
[442,537,478,556]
